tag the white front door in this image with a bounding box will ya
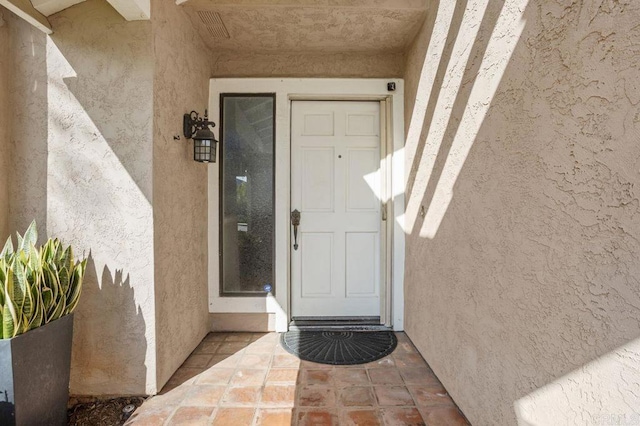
[291,100,383,318]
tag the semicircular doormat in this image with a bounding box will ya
[281,331,397,365]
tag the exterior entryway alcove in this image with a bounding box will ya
[207,79,406,331]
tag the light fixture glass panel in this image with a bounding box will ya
[220,95,275,296]
[194,138,213,162]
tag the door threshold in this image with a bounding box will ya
[289,317,391,332]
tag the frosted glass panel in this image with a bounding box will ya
[221,95,275,296]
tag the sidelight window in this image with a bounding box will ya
[219,94,275,296]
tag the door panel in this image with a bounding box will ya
[300,233,334,297]
[291,100,382,318]
[303,113,334,136]
[347,149,380,211]
[301,148,334,212]
[346,113,378,136]
[345,232,379,297]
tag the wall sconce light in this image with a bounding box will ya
[183,109,218,163]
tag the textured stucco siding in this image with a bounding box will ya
[7,1,156,395]
[151,0,211,390]
[7,10,48,238]
[0,10,9,241]
[403,1,640,425]
[211,51,405,78]
[6,0,212,395]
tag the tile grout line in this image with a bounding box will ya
[148,332,468,425]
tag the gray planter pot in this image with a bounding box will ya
[0,313,74,426]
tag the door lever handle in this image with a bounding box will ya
[291,209,301,250]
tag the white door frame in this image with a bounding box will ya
[207,78,405,332]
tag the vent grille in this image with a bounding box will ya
[197,11,230,39]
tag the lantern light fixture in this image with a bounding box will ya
[183,109,218,163]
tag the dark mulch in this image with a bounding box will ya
[67,396,146,426]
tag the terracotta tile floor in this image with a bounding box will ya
[127,332,470,426]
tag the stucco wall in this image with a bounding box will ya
[7,1,156,395]
[0,10,9,241]
[211,51,404,78]
[404,0,640,425]
[6,0,214,395]
[151,0,211,389]
[7,9,48,238]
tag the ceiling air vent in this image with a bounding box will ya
[197,11,230,39]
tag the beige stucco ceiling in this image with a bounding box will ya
[180,0,429,53]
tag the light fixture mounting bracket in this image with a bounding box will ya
[183,110,215,139]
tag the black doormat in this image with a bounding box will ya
[281,331,397,365]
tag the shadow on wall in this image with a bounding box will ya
[405,0,464,201]
[40,0,155,395]
[49,0,153,203]
[7,0,154,397]
[0,391,13,425]
[403,0,640,424]
[7,10,48,240]
[70,256,147,396]
[405,0,508,238]
[409,0,505,239]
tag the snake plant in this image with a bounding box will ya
[0,221,87,339]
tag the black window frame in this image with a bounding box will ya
[219,93,277,297]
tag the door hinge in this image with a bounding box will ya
[382,203,388,221]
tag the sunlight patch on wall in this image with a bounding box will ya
[45,36,152,273]
[44,36,156,394]
[30,32,39,92]
[406,0,489,238]
[420,0,527,238]
[405,0,489,238]
[514,338,640,425]
[403,1,455,234]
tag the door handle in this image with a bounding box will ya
[291,209,301,250]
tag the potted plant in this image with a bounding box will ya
[0,222,87,426]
